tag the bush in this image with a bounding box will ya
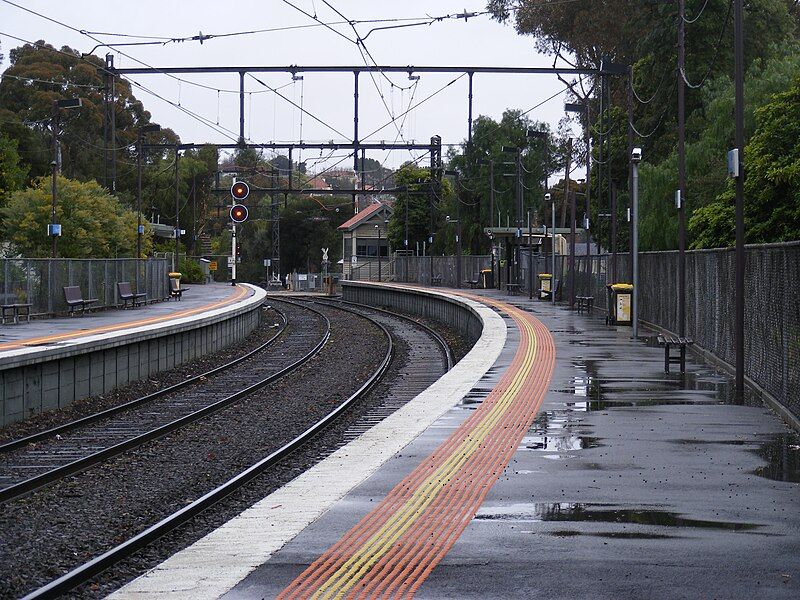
[178,259,205,284]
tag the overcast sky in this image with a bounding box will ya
[1,0,586,174]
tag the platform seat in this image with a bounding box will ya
[117,281,147,308]
[63,286,98,316]
[657,334,694,374]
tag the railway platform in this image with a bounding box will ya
[113,284,800,599]
[0,283,265,426]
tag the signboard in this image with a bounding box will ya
[298,274,308,281]
[209,261,218,272]
[227,256,235,267]
[263,259,272,267]
[616,293,631,322]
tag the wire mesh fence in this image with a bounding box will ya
[393,255,492,287]
[396,243,800,421]
[0,258,170,316]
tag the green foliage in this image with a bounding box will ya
[178,259,205,284]
[0,133,27,212]
[642,46,800,249]
[689,76,800,247]
[1,175,151,258]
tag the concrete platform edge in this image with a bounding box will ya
[108,284,506,600]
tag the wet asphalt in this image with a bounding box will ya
[226,292,800,600]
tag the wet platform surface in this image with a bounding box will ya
[0,283,251,358]
[227,290,799,599]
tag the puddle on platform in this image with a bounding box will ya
[475,502,763,531]
[545,530,677,540]
[520,435,602,452]
[752,433,800,483]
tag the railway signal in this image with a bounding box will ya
[231,180,249,201]
[230,204,249,223]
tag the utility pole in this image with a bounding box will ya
[678,0,687,338]
[174,146,180,273]
[136,123,160,294]
[528,210,533,300]
[51,101,60,259]
[625,67,634,285]
[734,0,745,394]
[551,192,556,305]
[631,147,642,339]
[445,170,463,288]
[564,138,575,309]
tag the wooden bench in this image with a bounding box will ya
[431,274,443,287]
[576,296,594,314]
[1,303,32,324]
[117,281,147,308]
[657,334,694,374]
[63,286,98,315]
[506,283,521,296]
[169,278,187,300]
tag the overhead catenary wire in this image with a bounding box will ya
[680,0,734,89]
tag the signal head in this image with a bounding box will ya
[231,181,250,201]
[230,204,249,223]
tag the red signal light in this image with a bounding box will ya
[230,204,249,223]
[231,181,250,201]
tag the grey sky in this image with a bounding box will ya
[1,1,586,175]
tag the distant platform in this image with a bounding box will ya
[0,283,265,426]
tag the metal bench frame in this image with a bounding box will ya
[63,286,99,316]
[431,274,443,287]
[576,296,594,314]
[117,281,147,309]
[1,303,32,324]
[657,334,694,374]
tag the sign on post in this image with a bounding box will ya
[209,261,218,271]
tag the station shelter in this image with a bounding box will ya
[484,226,572,291]
[338,201,394,279]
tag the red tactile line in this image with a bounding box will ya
[277,301,532,599]
[358,308,554,599]
[279,299,554,599]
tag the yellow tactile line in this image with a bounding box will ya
[309,308,537,599]
[0,285,249,352]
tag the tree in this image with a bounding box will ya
[689,77,800,247]
[0,133,27,213]
[1,175,150,258]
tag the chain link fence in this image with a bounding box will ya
[396,243,800,421]
[394,255,491,287]
[0,258,170,316]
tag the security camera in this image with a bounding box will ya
[544,193,552,201]
[446,215,451,222]
[631,147,642,163]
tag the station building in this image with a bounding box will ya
[338,201,393,279]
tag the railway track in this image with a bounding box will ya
[0,300,329,504]
[18,298,453,600]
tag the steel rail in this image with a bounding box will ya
[308,296,454,371]
[0,304,285,455]
[22,300,394,600]
[0,302,331,504]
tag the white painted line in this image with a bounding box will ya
[109,286,506,600]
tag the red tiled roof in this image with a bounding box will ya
[338,202,384,230]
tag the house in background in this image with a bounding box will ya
[338,201,393,279]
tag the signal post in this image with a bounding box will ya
[230,181,250,286]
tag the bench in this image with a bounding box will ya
[117,281,147,308]
[169,278,187,300]
[63,286,99,316]
[1,303,32,324]
[431,274,442,287]
[464,277,479,289]
[657,334,694,374]
[576,296,594,314]
[506,283,521,296]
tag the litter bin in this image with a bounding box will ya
[538,273,553,300]
[480,268,494,289]
[323,275,335,296]
[607,283,633,325]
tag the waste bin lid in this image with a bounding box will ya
[480,269,492,273]
[168,272,182,278]
[539,273,552,279]
[610,283,633,292]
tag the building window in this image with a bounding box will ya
[356,240,388,257]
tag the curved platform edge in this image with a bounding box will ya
[108,283,506,600]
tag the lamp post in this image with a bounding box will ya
[50,98,82,258]
[445,170,463,288]
[136,123,160,295]
[631,147,642,339]
[136,124,161,260]
[550,192,556,305]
